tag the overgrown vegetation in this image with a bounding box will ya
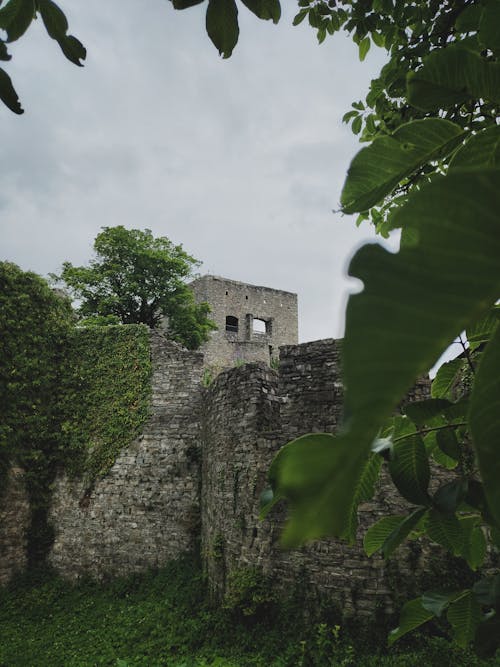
[0,558,497,667]
[1,262,152,564]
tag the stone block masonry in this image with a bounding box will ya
[0,467,30,586]
[0,331,441,619]
[47,333,204,579]
[201,340,436,617]
[190,275,298,369]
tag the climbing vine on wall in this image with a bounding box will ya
[60,324,152,483]
[1,262,152,564]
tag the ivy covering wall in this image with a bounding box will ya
[60,325,152,483]
[1,262,152,565]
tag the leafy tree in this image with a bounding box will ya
[55,226,216,349]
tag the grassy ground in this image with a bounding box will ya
[0,557,498,667]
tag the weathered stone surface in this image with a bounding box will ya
[190,275,298,369]
[0,467,29,586]
[47,332,204,579]
[1,333,447,619]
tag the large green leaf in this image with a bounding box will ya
[469,326,500,525]
[388,435,431,506]
[38,0,67,40]
[404,398,452,425]
[206,0,239,59]
[388,597,434,646]
[0,65,22,113]
[450,126,500,171]
[479,0,500,54]
[363,515,405,557]
[240,0,280,23]
[267,170,500,545]
[0,0,34,42]
[408,45,500,111]
[381,507,427,558]
[340,118,465,213]
[447,591,482,647]
[426,509,464,555]
[459,517,487,571]
[421,589,463,617]
[343,452,382,542]
[431,358,464,399]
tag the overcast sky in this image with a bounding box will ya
[0,1,393,343]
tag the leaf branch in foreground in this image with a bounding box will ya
[265,169,500,546]
[469,324,500,525]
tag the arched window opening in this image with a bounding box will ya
[225,315,238,333]
[252,318,267,334]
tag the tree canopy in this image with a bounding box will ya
[56,226,216,350]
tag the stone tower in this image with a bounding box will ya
[189,275,298,368]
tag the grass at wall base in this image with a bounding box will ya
[0,557,497,667]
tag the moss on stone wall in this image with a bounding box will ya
[60,325,152,483]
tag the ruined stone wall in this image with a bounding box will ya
[0,467,30,586]
[1,332,439,617]
[201,339,435,617]
[48,333,204,579]
[190,275,298,368]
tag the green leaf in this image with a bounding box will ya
[381,507,427,558]
[268,432,368,546]
[57,34,86,66]
[172,0,205,8]
[270,170,500,545]
[292,8,308,26]
[0,40,11,60]
[469,326,500,526]
[240,0,280,23]
[343,452,382,542]
[206,0,239,58]
[450,127,500,171]
[408,45,500,111]
[0,0,34,42]
[0,65,23,113]
[388,597,434,646]
[358,35,370,61]
[421,589,463,617]
[38,0,67,40]
[433,480,467,514]
[340,119,465,213]
[351,114,362,135]
[473,574,500,609]
[460,517,487,570]
[454,4,483,32]
[479,0,500,53]
[389,435,430,506]
[431,358,464,399]
[404,398,452,425]
[364,515,405,557]
[447,591,482,647]
[426,509,463,555]
[466,304,500,348]
[436,428,460,462]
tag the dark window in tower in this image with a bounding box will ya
[225,315,238,333]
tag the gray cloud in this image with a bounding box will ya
[0,0,391,342]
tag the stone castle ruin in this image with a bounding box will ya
[189,275,298,368]
[0,276,438,618]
